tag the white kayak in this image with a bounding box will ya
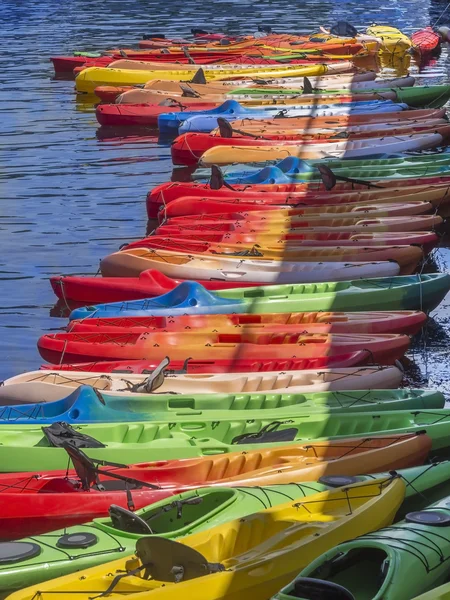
[0,366,404,403]
[199,131,445,164]
[100,247,403,280]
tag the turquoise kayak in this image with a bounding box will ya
[0,386,443,425]
[69,275,450,321]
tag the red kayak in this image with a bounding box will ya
[67,311,426,335]
[0,471,177,538]
[154,228,438,253]
[147,175,450,218]
[50,269,263,304]
[412,27,441,55]
[95,85,135,102]
[96,101,218,127]
[37,330,409,365]
[170,123,450,165]
[155,188,450,221]
[40,354,373,373]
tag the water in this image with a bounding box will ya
[0,0,450,385]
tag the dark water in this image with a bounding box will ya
[1,0,450,386]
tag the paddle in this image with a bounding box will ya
[182,46,196,65]
[318,164,384,190]
[119,49,128,58]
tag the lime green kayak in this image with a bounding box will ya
[278,492,450,600]
[229,85,450,108]
[217,274,450,313]
[2,407,450,471]
[3,461,450,594]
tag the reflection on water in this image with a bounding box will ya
[0,0,449,387]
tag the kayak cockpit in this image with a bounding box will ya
[300,547,390,599]
[98,489,237,536]
[131,488,236,533]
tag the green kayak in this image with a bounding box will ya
[3,407,450,471]
[276,493,450,600]
[229,85,450,108]
[0,387,443,425]
[3,462,450,594]
[218,274,450,314]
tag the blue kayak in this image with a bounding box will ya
[157,99,409,134]
[69,275,450,321]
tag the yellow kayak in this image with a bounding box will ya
[9,477,404,600]
[366,25,413,55]
[412,583,450,599]
[75,63,347,94]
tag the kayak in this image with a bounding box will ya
[5,405,450,470]
[161,101,410,134]
[37,362,404,389]
[120,237,424,273]
[101,85,450,127]
[366,25,413,55]
[98,247,420,280]
[49,262,435,308]
[4,477,403,600]
[412,583,450,599]
[36,330,410,364]
[0,386,440,424]
[288,493,450,600]
[97,98,399,128]
[68,275,450,320]
[51,269,268,303]
[146,176,450,218]
[65,310,426,335]
[4,458,448,594]
[159,214,443,232]
[75,63,343,94]
[0,360,408,404]
[93,72,378,102]
[99,254,404,283]
[198,131,448,164]
[115,76,415,104]
[97,87,450,128]
[1,365,405,402]
[0,437,417,534]
[412,27,441,56]
[216,165,450,186]
[171,122,449,165]
[156,228,438,253]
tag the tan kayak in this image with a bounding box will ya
[0,366,404,403]
[99,245,422,278]
[116,88,401,106]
